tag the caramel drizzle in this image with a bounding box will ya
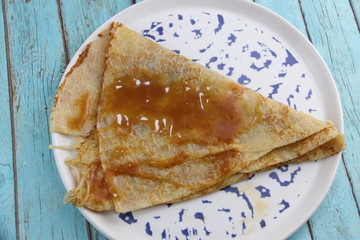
[100,70,248,145]
[89,163,112,202]
[67,92,91,130]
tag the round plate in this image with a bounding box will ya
[52,0,343,239]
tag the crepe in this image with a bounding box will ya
[95,23,344,213]
[63,133,114,211]
[50,27,111,136]
[63,123,344,209]
[50,23,345,213]
[174,125,345,203]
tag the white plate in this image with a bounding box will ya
[52,0,343,239]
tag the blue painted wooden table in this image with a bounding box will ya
[0,0,359,239]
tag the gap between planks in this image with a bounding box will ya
[298,0,312,41]
[56,0,70,64]
[349,0,360,33]
[1,0,19,239]
[306,221,315,240]
[342,155,360,216]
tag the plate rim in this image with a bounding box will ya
[51,0,344,239]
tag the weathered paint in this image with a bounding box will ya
[0,1,16,239]
[3,0,89,239]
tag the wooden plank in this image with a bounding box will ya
[58,0,132,239]
[3,0,89,239]
[299,0,360,238]
[309,161,360,239]
[0,1,16,239]
[59,0,132,58]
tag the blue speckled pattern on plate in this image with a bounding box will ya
[52,0,342,239]
[138,12,321,117]
[115,12,321,239]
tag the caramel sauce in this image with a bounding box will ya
[107,162,139,176]
[217,150,237,177]
[89,163,112,202]
[101,70,248,145]
[99,70,265,190]
[104,150,238,191]
[101,169,125,201]
[67,92,91,130]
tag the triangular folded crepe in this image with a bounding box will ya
[95,23,344,212]
[50,23,345,213]
[50,28,110,136]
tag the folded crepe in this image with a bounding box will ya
[63,133,114,211]
[50,23,345,213]
[50,27,111,136]
[63,124,344,211]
